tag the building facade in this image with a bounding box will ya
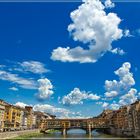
[20,109,28,129]
[0,100,5,131]
[3,104,22,131]
[127,101,140,136]
[25,106,34,129]
[97,101,140,137]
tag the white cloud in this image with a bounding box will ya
[102,101,120,110]
[119,88,138,106]
[15,102,89,118]
[51,47,96,63]
[123,28,140,37]
[36,78,54,100]
[110,48,125,55]
[0,70,37,89]
[102,102,109,108]
[61,88,100,105]
[123,29,132,37]
[51,0,123,63]
[9,87,19,91]
[0,63,54,102]
[15,102,74,118]
[104,0,115,8]
[33,104,72,118]
[103,62,140,109]
[110,102,120,110]
[103,88,138,110]
[15,101,72,118]
[104,62,135,98]
[0,64,54,101]
[16,61,49,74]
[88,93,101,100]
[96,101,103,105]
[115,62,135,88]
[105,91,118,98]
[15,102,28,108]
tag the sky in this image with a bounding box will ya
[0,0,140,118]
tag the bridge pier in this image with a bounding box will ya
[86,124,92,136]
[86,129,92,135]
[40,130,45,133]
[62,128,67,136]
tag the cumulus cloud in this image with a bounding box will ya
[51,0,123,63]
[102,101,120,110]
[51,47,95,63]
[104,62,135,98]
[0,63,54,101]
[15,61,49,74]
[15,101,74,118]
[15,102,29,108]
[110,48,125,55]
[102,102,109,108]
[96,101,103,105]
[36,78,54,100]
[0,70,37,89]
[114,62,135,88]
[105,91,118,98]
[9,87,19,91]
[110,102,120,110]
[123,29,132,37]
[104,0,115,8]
[15,101,69,118]
[34,104,73,118]
[15,101,90,118]
[123,28,140,37]
[119,88,138,106]
[61,88,100,105]
[103,62,140,110]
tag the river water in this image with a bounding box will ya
[32,129,127,139]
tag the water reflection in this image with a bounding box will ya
[32,129,126,139]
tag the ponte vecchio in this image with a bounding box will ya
[40,118,109,135]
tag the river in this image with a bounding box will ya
[31,129,127,139]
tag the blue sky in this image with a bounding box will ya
[0,0,140,118]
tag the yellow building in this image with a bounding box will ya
[4,104,22,131]
[0,100,5,131]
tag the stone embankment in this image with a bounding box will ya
[0,129,40,139]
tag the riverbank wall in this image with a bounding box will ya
[0,129,40,139]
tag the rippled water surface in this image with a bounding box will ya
[32,129,127,139]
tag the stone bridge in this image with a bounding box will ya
[40,118,109,135]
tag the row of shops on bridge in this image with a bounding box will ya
[94,100,140,137]
[0,99,55,132]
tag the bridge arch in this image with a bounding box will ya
[67,128,87,134]
[41,128,62,133]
